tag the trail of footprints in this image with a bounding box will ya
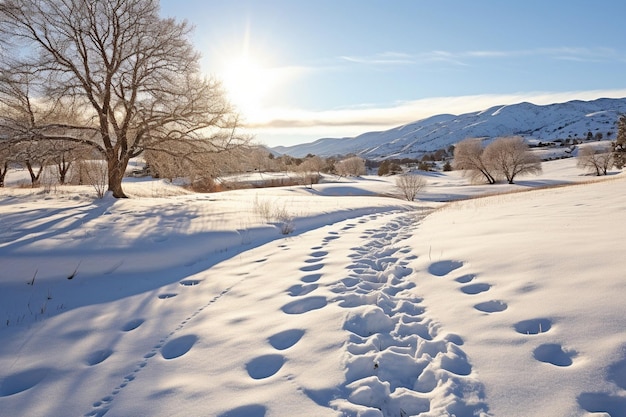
[255,212,489,416]
[429,259,578,368]
[324,214,490,417]
[85,278,237,417]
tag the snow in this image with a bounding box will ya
[1,158,625,417]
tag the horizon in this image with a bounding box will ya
[160,1,626,148]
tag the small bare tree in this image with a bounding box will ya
[395,174,427,201]
[453,138,496,184]
[298,155,324,187]
[11,141,49,187]
[577,144,613,176]
[46,140,94,185]
[335,156,366,177]
[483,136,542,184]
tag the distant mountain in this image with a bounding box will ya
[272,98,626,159]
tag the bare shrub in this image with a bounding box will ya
[252,196,295,234]
[253,195,274,222]
[395,174,427,201]
[80,160,108,198]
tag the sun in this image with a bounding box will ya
[221,52,276,122]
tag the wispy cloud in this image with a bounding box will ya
[466,47,622,63]
[338,47,624,69]
[340,51,415,66]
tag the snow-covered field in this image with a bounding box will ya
[0,159,624,417]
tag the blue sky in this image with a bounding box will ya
[160,0,626,147]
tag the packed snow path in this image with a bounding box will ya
[76,210,486,417]
[324,212,488,416]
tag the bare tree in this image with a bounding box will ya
[297,155,324,187]
[10,140,50,187]
[0,0,247,197]
[335,156,366,177]
[453,138,496,184]
[483,136,542,184]
[300,155,324,175]
[47,141,94,185]
[395,174,427,201]
[577,144,613,176]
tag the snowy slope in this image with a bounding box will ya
[0,159,625,417]
[273,97,626,159]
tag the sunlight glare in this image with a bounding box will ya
[221,51,277,122]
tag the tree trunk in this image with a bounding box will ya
[107,156,129,198]
[0,161,7,187]
[57,156,70,185]
[25,160,42,187]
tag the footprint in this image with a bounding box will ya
[287,283,318,297]
[455,274,475,284]
[0,367,52,396]
[444,334,465,346]
[268,329,305,350]
[608,355,626,389]
[180,279,202,286]
[309,251,328,258]
[340,277,360,287]
[343,307,394,337]
[85,349,114,366]
[514,318,552,335]
[245,354,285,379]
[158,293,177,299]
[440,345,472,376]
[460,283,491,295]
[428,260,464,277]
[474,300,508,313]
[218,404,267,417]
[533,343,576,367]
[578,392,626,417]
[301,273,322,283]
[300,263,324,272]
[161,335,198,359]
[121,318,144,332]
[281,296,327,314]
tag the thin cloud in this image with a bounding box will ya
[465,46,622,63]
[340,51,415,65]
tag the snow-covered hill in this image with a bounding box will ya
[273,98,626,159]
